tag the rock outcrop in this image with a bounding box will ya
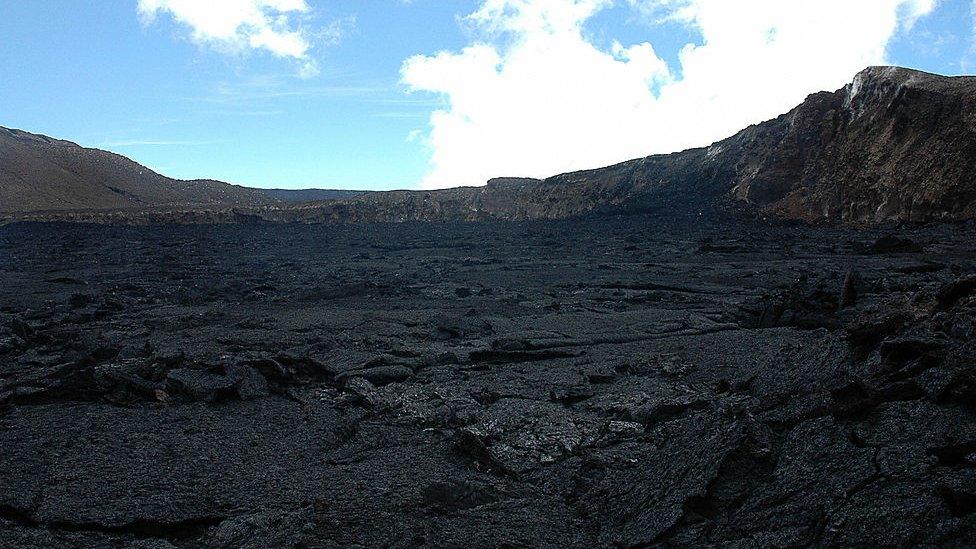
[287,67,976,225]
[720,66,976,222]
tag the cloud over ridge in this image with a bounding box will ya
[402,0,940,189]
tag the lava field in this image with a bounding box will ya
[1,217,975,547]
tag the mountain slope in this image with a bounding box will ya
[3,66,973,224]
[708,66,976,222]
[519,66,976,223]
[0,127,273,213]
[280,67,975,225]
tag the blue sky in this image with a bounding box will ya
[1,0,974,190]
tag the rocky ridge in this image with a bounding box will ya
[0,127,274,213]
[2,67,973,225]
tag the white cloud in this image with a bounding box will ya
[900,0,939,29]
[402,0,938,189]
[138,0,318,76]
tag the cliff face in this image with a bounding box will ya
[0,127,273,213]
[723,67,976,223]
[271,67,976,225]
[542,66,976,224]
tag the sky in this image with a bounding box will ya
[1,0,974,190]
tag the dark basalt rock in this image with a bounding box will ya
[431,313,493,340]
[937,274,976,308]
[942,371,976,410]
[204,508,315,548]
[0,218,974,547]
[337,364,413,387]
[93,361,166,403]
[165,369,239,402]
[164,365,269,403]
[68,293,92,309]
[845,306,913,347]
[421,480,498,515]
[224,365,270,401]
[738,273,843,330]
[839,268,862,308]
[859,235,925,254]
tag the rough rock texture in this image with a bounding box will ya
[0,127,274,213]
[327,67,976,225]
[725,66,976,223]
[260,188,366,203]
[1,217,974,547]
[456,67,976,225]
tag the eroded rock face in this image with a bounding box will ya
[583,66,976,224]
[731,67,976,223]
[0,218,974,547]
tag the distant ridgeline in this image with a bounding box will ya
[0,127,272,213]
[2,67,974,225]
